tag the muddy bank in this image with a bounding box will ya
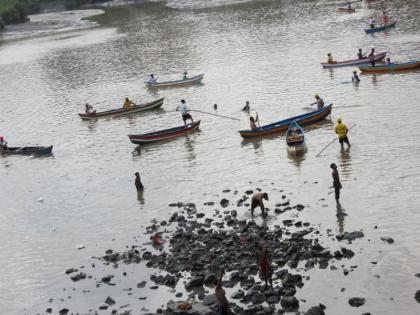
[43,187,392,314]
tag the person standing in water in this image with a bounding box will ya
[368,48,376,67]
[335,118,351,148]
[352,71,360,83]
[330,163,342,201]
[250,192,268,216]
[256,241,273,289]
[242,101,250,112]
[215,268,229,315]
[135,172,144,192]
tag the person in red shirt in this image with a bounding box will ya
[256,241,273,289]
[215,268,229,315]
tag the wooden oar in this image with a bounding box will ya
[316,124,357,157]
[189,109,240,121]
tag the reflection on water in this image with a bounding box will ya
[336,201,346,236]
[1,0,420,314]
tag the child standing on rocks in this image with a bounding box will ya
[215,268,229,315]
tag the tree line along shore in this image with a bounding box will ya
[0,0,107,29]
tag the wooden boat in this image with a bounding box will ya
[145,74,204,88]
[128,121,201,144]
[238,104,332,139]
[359,60,420,73]
[365,21,396,34]
[337,7,355,13]
[286,121,307,156]
[321,52,386,68]
[78,98,164,120]
[1,145,53,155]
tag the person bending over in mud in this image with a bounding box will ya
[251,192,269,217]
[215,268,229,315]
[256,241,273,289]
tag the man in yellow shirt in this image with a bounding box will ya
[335,118,351,148]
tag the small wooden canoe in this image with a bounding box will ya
[337,7,355,13]
[128,121,201,144]
[286,121,306,157]
[365,21,396,34]
[78,98,164,120]
[1,145,53,155]
[239,104,332,139]
[359,60,420,73]
[321,52,386,68]
[145,74,204,88]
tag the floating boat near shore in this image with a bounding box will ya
[286,121,307,157]
[145,74,204,88]
[321,52,387,68]
[1,145,53,155]
[128,121,201,144]
[238,104,332,139]
[365,21,396,34]
[359,60,420,73]
[336,7,355,13]
[78,98,164,120]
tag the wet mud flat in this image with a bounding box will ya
[45,188,396,315]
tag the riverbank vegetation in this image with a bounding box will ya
[0,0,106,29]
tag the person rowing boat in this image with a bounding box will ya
[182,71,188,80]
[176,99,194,126]
[85,102,96,114]
[250,114,259,129]
[381,11,389,26]
[327,53,336,64]
[310,94,325,109]
[123,97,136,110]
[148,74,157,84]
[368,17,376,29]
[0,136,8,151]
[357,48,364,60]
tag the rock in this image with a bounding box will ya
[59,309,69,315]
[137,281,146,288]
[305,305,326,315]
[220,199,229,207]
[65,268,76,275]
[70,272,86,282]
[203,294,217,306]
[348,297,365,307]
[296,204,305,211]
[175,292,183,298]
[101,275,114,283]
[380,237,394,244]
[245,190,253,195]
[231,290,244,299]
[204,201,215,206]
[281,296,299,310]
[204,273,217,285]
[252,292,265,304]
[415,290,420,303]
[105,296,116,306]
[266,295,280,304]
[186,276,204,290]
[337,231,364,242]
[46,308,52,314]
[98,305,108,310]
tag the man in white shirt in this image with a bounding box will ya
[176,99,193,126]
[368,17,376,29]
[148,74,157,84]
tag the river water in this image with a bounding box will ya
[1,0,420,314]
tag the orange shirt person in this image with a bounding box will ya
[123,97,135,110]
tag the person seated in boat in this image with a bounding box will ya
[368,48,376,66]
[311,94,325,110]
[242,100,250,112]
[357,48,364,60]
[123,97,135,110]
[250,115,259,129]
[352,70,360,83]
[327,53,336,64]
[182,71,188,80]
[85,102,95,114]
[386,57,392,64]
[346,1,352,10]
[0,136,8,151]
[176,99,194,126]
[288,128,303,142]
[148,74,157,84]
[381,11,389,26]
[368,17,376,29]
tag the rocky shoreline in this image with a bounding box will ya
[43,187,393,315]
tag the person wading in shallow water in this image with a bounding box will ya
[135,172,144,192]
[215,268,229,315]
[330,163,342,201]
[256,241,273,289]
[250,192,268,217]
